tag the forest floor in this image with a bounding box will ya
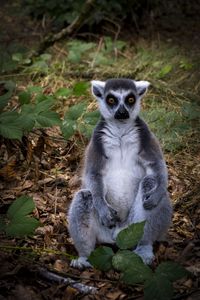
[0,1,200,300]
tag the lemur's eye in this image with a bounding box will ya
[107,97,115,105]
[127,97,135,105]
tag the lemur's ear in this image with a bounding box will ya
[134,80,150,97]
[91,80,105,99]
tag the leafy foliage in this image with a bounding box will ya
[23,0,142,29]
[66,38,126,67]
[144,274,173,300]
[0,81,16,110]
[0,195,40,237]
[141,101,200,152]
[88,246,114,271]
[0,43,28,73]
[0,81,61,140]
[116,221,146,249]
[88,222,189,300]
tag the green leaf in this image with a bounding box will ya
[17,113,35,131]
[5,216,40,237]
[55,87,72,98]
[27,86,43,94]
[34,99,55,113]
[157,65,172,78]
[36,111,61,127]
[79,123,94,139]
[64,102,87,121]
[89,52,112,66]
[83,110,100,125]
[0,80,15,110]
[68,51,81,63]
[88,246,114,271]
[112,250,143,271]
[18,91,31,104]
[116,221,145,249]
[73,82,89,96]
[7,195,35,220]
[29,60,49,73]
[0,123,23,140]
[12,52,23,62]
[0,111,19,122]
[122,265,153,285]
[40,53,52,61]
[35,93,48,103]
[113,250,153,284]
[61,119,76,140]
[144,274,173,300]
[156,262,189,282]
[22,58,31,65]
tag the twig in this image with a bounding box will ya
[29,0,96,58]
[177,242,194,263]
[90,37,104,68]
[38,267,98,294]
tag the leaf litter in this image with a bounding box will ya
[1,2,200,300]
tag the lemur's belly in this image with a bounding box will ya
[104,166,144,221]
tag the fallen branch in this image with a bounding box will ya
[29,0,95,58]
[38,267,98,294]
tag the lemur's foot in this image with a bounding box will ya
[134,245,155,265]
[70,257,92,269]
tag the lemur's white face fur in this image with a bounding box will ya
[91,78,150,121]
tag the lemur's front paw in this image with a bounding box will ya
[99,205,119,228]
[141,175,158,210]
[143,195,157,210]
[141,175,158,194]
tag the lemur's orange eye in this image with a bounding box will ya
[127,97,135,104]
[107,98,115,105]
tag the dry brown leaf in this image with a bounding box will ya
[62,286,77,300]
[0,159,17,181]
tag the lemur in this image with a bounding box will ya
[68,78,172,269]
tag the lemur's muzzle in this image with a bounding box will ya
[114,105,129,120]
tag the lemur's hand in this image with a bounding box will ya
[97,201,119,228]
[141,175,162,210]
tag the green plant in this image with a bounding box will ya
[66,37,126,67]
[60,81,100,139]
[0,81,61,140]
[88,222,189,300]
[0,43,28,73]
[140,100,200,152]
[23,0,143,29]
[0,195,40,237]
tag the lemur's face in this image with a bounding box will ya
[91,78,150,121]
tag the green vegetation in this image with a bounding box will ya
[1,37,199,152]
[0,195,40,237]
[23,0,146,28]
[88,222,189,300]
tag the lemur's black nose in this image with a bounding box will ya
[114,105,129,120]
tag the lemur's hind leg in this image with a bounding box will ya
[128,177,172,265]
[68,189,96,269]
[134,197,172,265]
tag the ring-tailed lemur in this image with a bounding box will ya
[68,78,172,269]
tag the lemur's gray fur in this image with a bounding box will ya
[68,78,172,269]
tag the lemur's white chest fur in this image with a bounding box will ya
[102,122,145,221]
